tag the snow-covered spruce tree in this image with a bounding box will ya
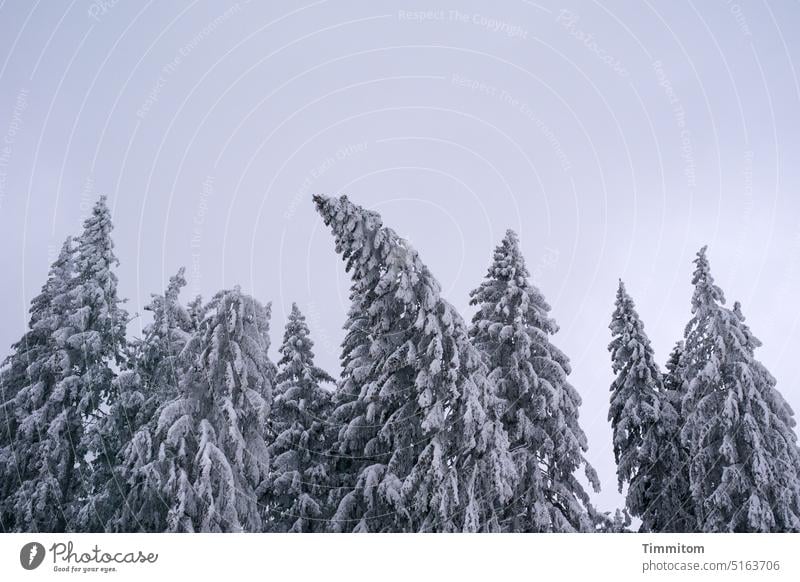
[654,341,695,532]
[608,281,660,523]
[0,241,70,425]
[608,281,689,532]
[154,288,273,532]
[81,268,194,532]
[67,196,130,529]
[0,238,75,532]
[469,229,598,532]
[681,247,800,532]
[131,267,194,402]
[2,196,128,532]
[315,194,515,533]
[264,303,334,532]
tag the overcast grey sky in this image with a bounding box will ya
[1,0,799,513]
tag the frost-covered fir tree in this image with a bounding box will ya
[655,341,695,532]
[0,238,75,532]
[681,247,800,532]
[264,303,334,532]
[608,282,660,520]
[56,197,131,526]
[2,196,128,532]
[154,288,273,532]
[315,194,515,533]
[81,269,194,532]
[469,229,598,532]
[68,196,130,527]
[131,268,194,400]
[0,241,71,423]
[608,281,688,532]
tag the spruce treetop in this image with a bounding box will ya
[75,196,120,290]
[609,280,661,381]
[276,303,334,388]
[470,228,598,532]
[689,246,725,314]
[315,194,514,532]
[681,247,800,532]
[266,303,333,532]
[70,196,128,367]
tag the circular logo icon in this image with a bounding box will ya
[20,542,46,570]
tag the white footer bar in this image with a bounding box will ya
[1,533,797,581]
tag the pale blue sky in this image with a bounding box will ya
[1,0,799,513]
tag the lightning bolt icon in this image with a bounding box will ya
[28,544,38,566]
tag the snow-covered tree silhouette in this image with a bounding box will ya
[264,303,334,532]
[681,247,800,532]
[316,194,514,532]
[154,288,273,532]
[608,281,689,532]
[84,268,194,532]
[470,230,598,532]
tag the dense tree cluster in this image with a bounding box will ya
[608,249,800,532]
[1,196,798,533]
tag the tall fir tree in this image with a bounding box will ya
[469,229,599,532]
[130,267,194,401]
[80,268,193,531]
[68,196,130,528]
[0,238,75,531]
[265,303,334,532]
[655,341,695,532]
[681,247,800,532]
[608,281,688,532]
[1,196,128,532]
[0,240,71,421]
[154,288,273,532]
[315,194,515,533]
